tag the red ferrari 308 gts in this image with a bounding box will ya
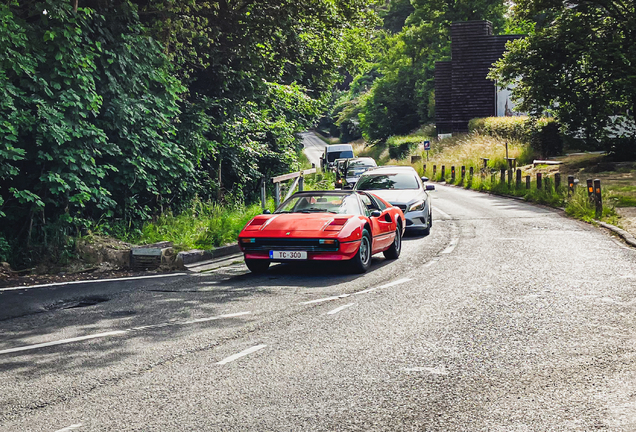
[238,190,405,274]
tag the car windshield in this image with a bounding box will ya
[355,172,419,190]
[275,194,362,215]
[347,165,373,177]
[327,150,354,162]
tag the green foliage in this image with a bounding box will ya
[387,135,422,159]
[133,199,269,251]
[0,235,10,262]
[469,116,563,158]
[491,0,636,157]
[360,68,424,141]
[1,0,376,267]
[468,116,531,141]
[529,117,563,158]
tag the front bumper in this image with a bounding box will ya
[242,240,361,261]
[404,209,429,229]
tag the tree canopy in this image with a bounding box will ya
[491,0,636,155]
[0,0,378,263]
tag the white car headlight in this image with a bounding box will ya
[408,200,425,212]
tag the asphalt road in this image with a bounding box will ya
[1,185,635,431]
[301,131,327,167]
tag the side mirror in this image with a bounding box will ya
[421,176,429,183]
[425,184,436,191]
[263,209,271,214]
[370,210,382,218]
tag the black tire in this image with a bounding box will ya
[351,229,372,273]
[383,224,402,260]
[245,259,270,274]
[422,211,432,236]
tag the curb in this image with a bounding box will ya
[596,221,636,248]
[177,244,241,265]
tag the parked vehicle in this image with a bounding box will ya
[342,157,377,189]
[321,144,354,170]
[354,166,435,234]
[238,190,405,274]
[334,158,351,189]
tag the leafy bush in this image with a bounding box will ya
[529,118,563,158]
[0,236,10,263]
[387,135,422,159]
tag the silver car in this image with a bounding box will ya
[354,166,435,234]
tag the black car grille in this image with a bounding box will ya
[243,238,339,252]
[395,204,407,211]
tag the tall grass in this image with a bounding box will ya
[130,199,274,251]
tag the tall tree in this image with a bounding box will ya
[491,0,636,155]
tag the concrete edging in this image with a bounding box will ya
[596,221,636,248]
[177,244,241,265]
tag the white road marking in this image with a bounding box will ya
[55,424,83,432]
[423,258,439,267]
[434,208,452,219]
[403,366,449,375]
[441,238,458,254]
[0,312,251,356]
[0,273,188,292]
[355,277,411,294]
[327,303,355,315]
[217,344,267,365]
[301,294,350,305]
[0,331,127,355]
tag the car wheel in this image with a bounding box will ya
[351,229,372,273]
[245,259,270,274]
[383,225,402,260]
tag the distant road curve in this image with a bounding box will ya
[300,131,327,167]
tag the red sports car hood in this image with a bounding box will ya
[247,213,351,233]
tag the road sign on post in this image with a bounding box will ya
[424,140,430,161]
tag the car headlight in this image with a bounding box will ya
[408,200,426,212]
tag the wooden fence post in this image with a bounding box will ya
[555,173,561,190]
[260,178,267,210]
[516,169,521,188]
[526,175,530,189]
[500,168,505,184]
[536,173,542,190]
[451,166,455,182]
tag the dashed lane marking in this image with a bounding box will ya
[0,312,251,356]
[434,208,452,219]
[327,303,355,315]
[217,344,267,365]
[0,273,188,292]
[55,424,83,432]
[55,425,83,432]
[441,238,459,254]
[301,294,350,305]
[355,277,411,294]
